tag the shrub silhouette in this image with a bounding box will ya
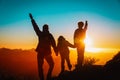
[83,57,99,66]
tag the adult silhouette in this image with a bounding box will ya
[29,13,57,80]
[74,21,88,69]
[57,36,75,74]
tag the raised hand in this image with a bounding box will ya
[29,13,33,20]
[84,20,88,30]
[85,21,88,25]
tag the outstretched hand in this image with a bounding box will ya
[85,20,88,26]
[29,13,33,20]
[85,20,88,24]
[85,20,88,30]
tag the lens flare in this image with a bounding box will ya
[84,35,93,48]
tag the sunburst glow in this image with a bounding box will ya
[84,35,93,48]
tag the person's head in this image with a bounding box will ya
[78,21,84,29]
[43,24,49,32]
[58,36,65,42]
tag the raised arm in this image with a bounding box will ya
[29,13,41,36]
[84,21,88,31]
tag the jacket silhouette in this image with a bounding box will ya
[29,13,57,80]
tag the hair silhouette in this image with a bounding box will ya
[57,36,75,74]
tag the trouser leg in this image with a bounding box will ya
[66,55,72,70]
[77,46,85,68]
[45,55,54,80]
[37,55,44,80]
[61,56,65,73]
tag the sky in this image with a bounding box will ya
[0,0,120,49]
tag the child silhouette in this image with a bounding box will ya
[57,36,75,73]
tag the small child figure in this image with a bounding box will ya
[57,36,75,73]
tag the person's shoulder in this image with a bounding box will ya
[75,29,80,32]
[49,33,54,37]
[75,28,79,30]
[65,40,70,44]
[49,33,52,35]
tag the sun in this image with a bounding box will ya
[84,34,99,52]
[84,35,93,48]
[84,35,101,53]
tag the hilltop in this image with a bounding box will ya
[53,51,120,80]
[0,48,120,80]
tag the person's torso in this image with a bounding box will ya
[58,40,69,54]
[74,29,86,45]
[36,32,53,55]
[39,33,51,48]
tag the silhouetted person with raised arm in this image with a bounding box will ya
[29,13,57,80]
[57,36,75,74]
[74,21,88,69]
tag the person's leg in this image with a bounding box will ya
[37,54,44,80]
[66,54,72,70]
[77,48,81,65]
[45,55,54,80]
[77,45,85,68]
[76,46,83,69]
[60,55,65,73]
[79,51,84,67]
[81,46,85,66]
